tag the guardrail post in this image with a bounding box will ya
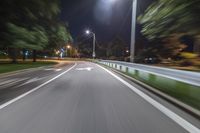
[126,67,129,73]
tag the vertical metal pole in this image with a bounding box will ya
[92,33,96,59]
[130,0,137,62]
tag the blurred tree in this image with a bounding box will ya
[0,0,72,62]
[138,0,200,54]
[107,37,127,60]
[96,43,107,59]
[135,34,187,63]
[6,23,48,62]
[48,23,73,51]
[76,35,93,58]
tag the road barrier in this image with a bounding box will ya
[99,60,200,111]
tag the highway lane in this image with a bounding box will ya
[101,60,200,87]
[0,61,199,133]
[0,62,74,104]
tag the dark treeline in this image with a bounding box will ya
[76,36,129,61]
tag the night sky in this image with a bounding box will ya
[60,0,153,44]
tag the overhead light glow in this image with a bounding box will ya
[86,30,90,34]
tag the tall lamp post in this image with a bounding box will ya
[66,45,71,57]
[103,0,137,62]
[86,30,96,59]
[130,0,137,62]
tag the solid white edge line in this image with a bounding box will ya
[96,64,200,133]
[0,63,77,110]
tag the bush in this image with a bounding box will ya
[0,51,8,59]
[179,60,194,67]
[180,52,198,59]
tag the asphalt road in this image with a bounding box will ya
[0,61,199,133]
[101,60,200,87]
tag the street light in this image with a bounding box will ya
[104,0,137,62]
[85,30,96,59]
[86,30,90,34]
[67,45,71,49]
[130,0,137,62]
[66,45,71,57]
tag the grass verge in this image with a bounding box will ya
[125,71,200,111]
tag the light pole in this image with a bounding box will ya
[66,45,71,57]
[86,30,96,59]
[102,0,137,62]
[130,0,137,62]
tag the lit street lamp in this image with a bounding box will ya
[102,0,137,62]
[67,45,71,49]
[85,30,96,59]
[66,45,71,57]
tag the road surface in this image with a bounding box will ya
[101,60,200,87]
[0,61,199,133]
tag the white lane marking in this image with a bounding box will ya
[75,67,93,71]
[97,64,200,133]
[16,77,45,88]
[55,69,62,72]
[0,78,29,88]
[45,68,62,72]
[44,68,54,71]
[0,63,77,110]
[0,79,16,86]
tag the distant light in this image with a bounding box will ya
[25,51,29,56]
[67,45,71,49]
[109,0,116,3]
[55,50,60,55]
[102,0,116,4]
[60,52,63,58]
[126,50,129,53]
[86,30,90,34]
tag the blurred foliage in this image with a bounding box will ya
[138,0,200,58]
[77,35,93,58]
[6,23,48,50]
[135,34,187,63]
[76,36,128,60]
[0,0,72,62]
[48,23,73,50]
[138,0,200,39]
[180,52,198,59]
[106,37,127,59]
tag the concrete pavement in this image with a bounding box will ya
[0,61,199,133]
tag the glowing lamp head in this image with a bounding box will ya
[67,45,71,49]
[86,30,90,34]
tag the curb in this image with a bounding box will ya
[101,64,200,120]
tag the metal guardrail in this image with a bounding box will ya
[99,60,200,111]
[100,60,200,87]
